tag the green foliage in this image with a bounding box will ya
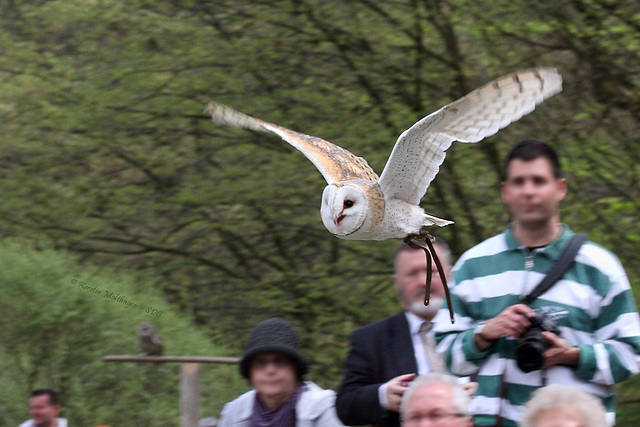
[0,240,247,426]
[1,0,640,423]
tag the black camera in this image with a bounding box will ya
[515,313,561,373]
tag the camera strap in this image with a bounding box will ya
[520,233,587,305]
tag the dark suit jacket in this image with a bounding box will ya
[336,312,417,427]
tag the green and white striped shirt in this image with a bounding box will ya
[435,225,640,426]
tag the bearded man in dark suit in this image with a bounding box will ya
[336,238,456,427]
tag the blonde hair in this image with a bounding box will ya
[520,384,608,427]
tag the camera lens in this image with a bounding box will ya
[515,339,547,373]
[515,313,560,372]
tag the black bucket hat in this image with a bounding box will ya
[240,317,308,379]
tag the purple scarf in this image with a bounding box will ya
[249,383,306,427]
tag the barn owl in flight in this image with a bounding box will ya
[205,68,562,242]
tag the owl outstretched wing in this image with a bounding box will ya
[378,68,563,205]
[204,103,378,184]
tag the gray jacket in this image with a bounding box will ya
[218,381,345,427]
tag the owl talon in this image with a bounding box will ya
[418,228,436,243]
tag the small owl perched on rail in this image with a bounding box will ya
[137,322,164,369]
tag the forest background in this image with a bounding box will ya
[1,0,639,425]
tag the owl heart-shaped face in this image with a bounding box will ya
[321,184,369,237]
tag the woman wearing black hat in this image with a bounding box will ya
[218,318,345,427]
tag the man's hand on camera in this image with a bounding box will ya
[474,304,536,351]
[541,331,580,368]
[385,373,416,412]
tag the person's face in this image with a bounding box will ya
[501,157,566,227]
[533,407,585,427]
[29,395,59,425]
[394,245,451,313]
[402,384,471,426]
[249,353,297,400]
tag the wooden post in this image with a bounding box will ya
[180,363,201,427]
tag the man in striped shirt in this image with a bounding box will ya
[435,139,640,426]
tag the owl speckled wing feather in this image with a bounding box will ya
[204,103,378,185]
[378,68,563,207]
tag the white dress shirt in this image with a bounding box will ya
[378,311,469,409]
[377,312,435,409]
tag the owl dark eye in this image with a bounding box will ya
[344,200,354,208]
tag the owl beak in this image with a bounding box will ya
[335,209,346,227]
